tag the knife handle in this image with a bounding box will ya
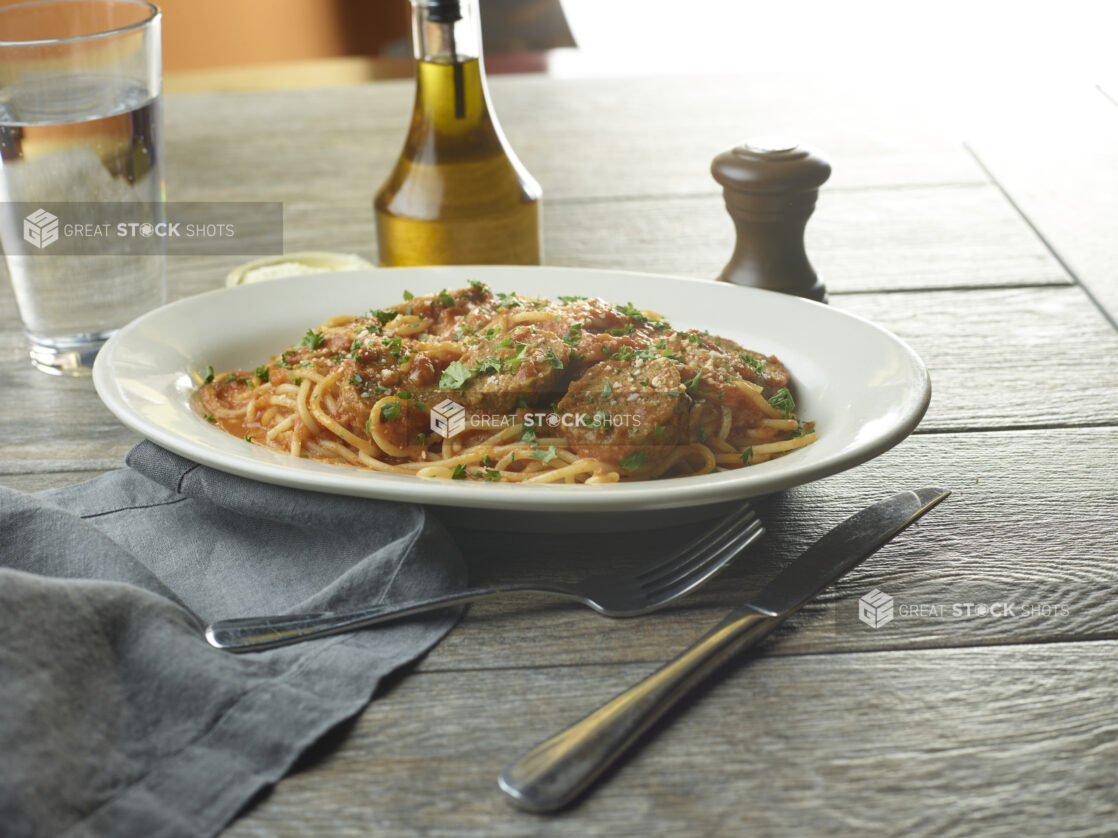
[498,607,783,812]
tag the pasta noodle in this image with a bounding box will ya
[196,284,816,483]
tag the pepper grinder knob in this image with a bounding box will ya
[711,138,831,302]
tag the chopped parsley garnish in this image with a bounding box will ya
[350,372,363,385]
[684,370,702,391]
[468,279,487,291]
[502,343,529,371]
[697,426,707,442]
[619,450,646,471]
[615,302,648,323]
[451,464,467,479]
[741,447,754,464]
[381,400,402,421]
[496,291,520,309]
[300,329,325,350]
[403,290,414,301]
[438,289,454,307]
[203,413,217,423]
[203,365,214,383]
[544,344,564,370]
[531,445,559,464]
[478,468,501,482]
[558,295,586,303]
[396,390,412,399]
[254,365,270,383]
[384,336,404,358]
[740,353,765,376]
[520,423,537,443]
[474,358,503,376]
[415,432,427,446]
[600,381,613,398]
[439,360,473,390]
[244,432,253,442]
[686,332,704,344]
[767,387,796,418]
[370,308,397,325]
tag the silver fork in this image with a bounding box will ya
[205,503,763,653]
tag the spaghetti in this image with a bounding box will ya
[196,284,817,483]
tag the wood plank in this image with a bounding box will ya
[224,640,1118,837]
[544,186,1068,291]
[958,80,1118,326]
[272,182,1070,293]
[0,176,1070,317]
[835,287,1118,431]
[2,287,1116,468]
[418,426,1118,673]
[162,73,986,204]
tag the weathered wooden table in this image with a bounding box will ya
[3,73,1117,835]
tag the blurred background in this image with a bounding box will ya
[1,0,1098,94]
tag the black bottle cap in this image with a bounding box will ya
[425,0,463,23]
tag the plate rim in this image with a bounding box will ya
[93,266,931,513]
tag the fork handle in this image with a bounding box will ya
[205,583,546,652]
[498,606,784,812]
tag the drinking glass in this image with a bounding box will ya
[0,0,165,375]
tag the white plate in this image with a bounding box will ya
[94,266,929,525]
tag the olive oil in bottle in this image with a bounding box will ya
[374,0,541,266]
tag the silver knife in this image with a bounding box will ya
[498,487,950,812]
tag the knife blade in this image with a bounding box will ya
[498,487,950,813]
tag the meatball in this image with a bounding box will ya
[454,326,573,413]
[558,357,692,473]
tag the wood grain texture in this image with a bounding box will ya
[957,79,1118,326]
[223,641,1118,838]
[270,181,1070,293]
[415,427,1118,672]
[162,73,986,205]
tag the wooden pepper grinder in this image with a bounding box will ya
[711,138,831,302]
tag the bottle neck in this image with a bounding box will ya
[410,0,481,63]
[409,0,493,131]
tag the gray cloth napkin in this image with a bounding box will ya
[0,441,465,838]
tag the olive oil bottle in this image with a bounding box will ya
[375,0,541,266]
